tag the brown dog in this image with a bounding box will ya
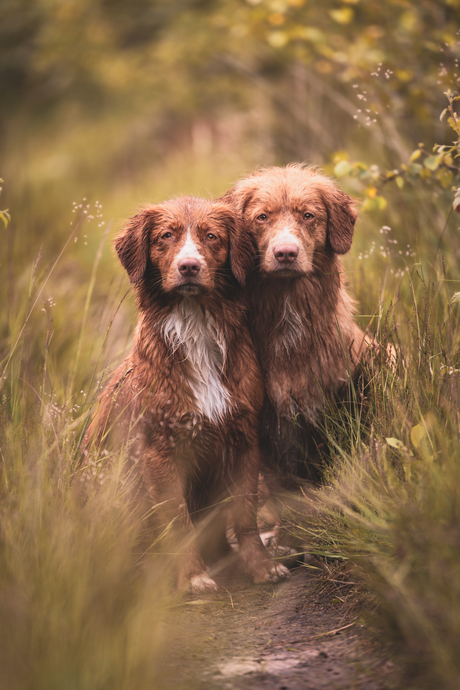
[223,164,371,481]
[86,196,289,592]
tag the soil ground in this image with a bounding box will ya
[159,565,399,690]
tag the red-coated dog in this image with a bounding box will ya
[87,196,289,592]
[223,164,372,482]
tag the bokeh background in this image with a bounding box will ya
[2,0,460,277]
[2,0,460,380]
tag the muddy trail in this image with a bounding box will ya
[159,565,398,690]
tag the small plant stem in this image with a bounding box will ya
[268,619,358,647]
[68,221,112,397]
[1,219,83,383]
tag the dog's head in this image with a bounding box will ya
[115,196,254,295]
[225,164,357,278]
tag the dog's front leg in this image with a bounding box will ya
[143,449,218,593]
[232,443,290,584]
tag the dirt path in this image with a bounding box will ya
[160,566,398,690]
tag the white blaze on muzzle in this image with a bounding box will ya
[175,228,204,265]
[272,229,300,247]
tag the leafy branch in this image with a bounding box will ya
[334,91,460,213]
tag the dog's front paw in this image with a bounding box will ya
[189,573,219,593]
[253,562,291,584]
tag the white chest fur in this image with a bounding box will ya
[162,299,231,423]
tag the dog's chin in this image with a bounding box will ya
[263,265,308,279]
[174,283,205,296]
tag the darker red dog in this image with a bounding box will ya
[87,196,289,592]
[223,165,371,482]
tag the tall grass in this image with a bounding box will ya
[0,221,174,690]
[293,244,460,688]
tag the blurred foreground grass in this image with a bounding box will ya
[291,258,460,689]
[0,205,176,689]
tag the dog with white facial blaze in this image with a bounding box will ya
[86,196,289,592]
[223,164,372,482]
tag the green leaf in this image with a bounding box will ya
[436,167,454,188]
[334,160,352,177]
[424,155,439,171]
[410,424,425,449]
[408,162,422,176]
[361,195,387,212]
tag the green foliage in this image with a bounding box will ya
[334,90,460,212]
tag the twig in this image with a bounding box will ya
[222,586,235,609]
[268,618,358,647]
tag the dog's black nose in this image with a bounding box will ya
[178,258,201,277]
[273,243,299,264]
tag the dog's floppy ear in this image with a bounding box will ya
[115,207,158,283]
[219,186,257,286]
[229,223,257,287]
[324,188,357,255]
[217,197,257,287]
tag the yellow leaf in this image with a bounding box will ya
[386,437,405,450]
[409,149,421,162]
[328,8,354,24]
[410,424,425,449]
[267,31,289,48]
[367,186,378,198]
[395,176,404,188]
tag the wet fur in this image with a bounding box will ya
[223,164,371,481]
[86,196,289,591]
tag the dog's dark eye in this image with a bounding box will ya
[206,233,217,240]
[256,214,268,222]
[304,213,314,220]
[161,232,173,240]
